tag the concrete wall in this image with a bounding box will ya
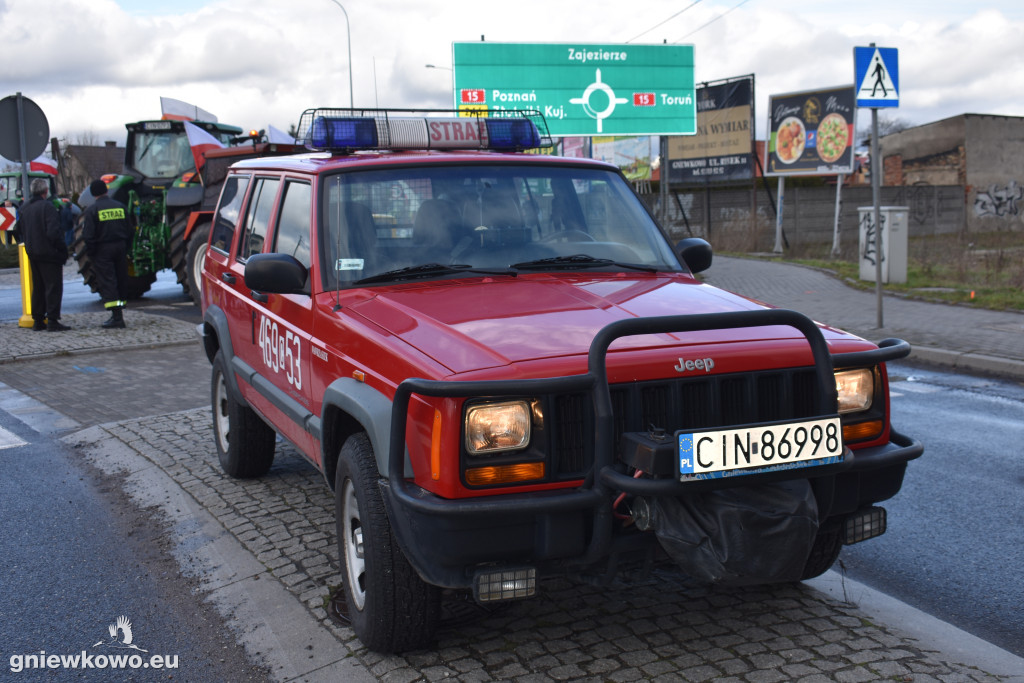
[879,114,1024,232]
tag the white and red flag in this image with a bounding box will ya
[184,121,225,172]
[161,96,218,122]
[29,155,58,175]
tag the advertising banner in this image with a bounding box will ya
[667,76,754,184]
[452,42,696,137]
[591,136,658,181]
[766,85,856,176]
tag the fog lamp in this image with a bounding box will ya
[474,567,537,603]
[835,369,873,413]
[465,401,530,454]
[844,506,887,544]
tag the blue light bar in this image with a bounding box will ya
[310,116,378,149]
[485,119,541,150]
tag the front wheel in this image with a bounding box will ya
[335,433,440,653]
[800,519,844,580]
[211,351,276,478]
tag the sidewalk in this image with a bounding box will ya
[3,256,1022,379]
[702,255,1024,380]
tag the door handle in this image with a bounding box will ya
[251,291,268,303]
[221,272,236,284]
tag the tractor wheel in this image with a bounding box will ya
[211,351,276,478]
[335,433,441,653]
[72,221,99,294]
[168,213,191,297]
[185,220,211,306]
[73,222,156,299]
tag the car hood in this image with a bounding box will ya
[346,273,858,375]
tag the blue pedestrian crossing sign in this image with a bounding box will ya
[854,46,899,108]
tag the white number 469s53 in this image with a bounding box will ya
[258,315,302,390]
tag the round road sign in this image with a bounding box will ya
[0,94,50,162]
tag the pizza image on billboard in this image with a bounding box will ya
[775,117,805,164]
[816,113,850,163]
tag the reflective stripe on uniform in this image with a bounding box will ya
[103,300,127,309]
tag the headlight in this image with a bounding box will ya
[465,401,531,454]
[835,369,874,413]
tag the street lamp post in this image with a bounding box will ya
[326,0,354,108]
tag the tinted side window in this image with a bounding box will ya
[272,181,312,269]
[238,177,281,260]
[210,175,250,253]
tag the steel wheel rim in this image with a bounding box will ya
[192,244,207,298]
[214,371,230,454]
[341,480,367,610]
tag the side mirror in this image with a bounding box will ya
[676,238,713,274]
[244,253,308,294]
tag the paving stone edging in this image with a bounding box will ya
[69,407,1011,682]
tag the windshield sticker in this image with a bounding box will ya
[336,258,365,271]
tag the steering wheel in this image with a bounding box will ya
[539,229,596,243]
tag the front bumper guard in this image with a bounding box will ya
[386,310,923,566]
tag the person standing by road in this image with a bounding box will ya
[19,177,70,331]
[81,179,132,329]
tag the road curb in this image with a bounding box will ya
[66,424,375,683]
[909,346,1024,381]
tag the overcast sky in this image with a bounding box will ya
[2,0,1023,155]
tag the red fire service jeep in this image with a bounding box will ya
[199,108,923,654]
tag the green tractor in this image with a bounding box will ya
[73,118,300,303]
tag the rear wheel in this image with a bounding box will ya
[72,222,156,299]
[185,220,211,306]
[211,351,276,478]
[168,213,191,297]
[335,433,440,653]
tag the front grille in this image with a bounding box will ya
[550,368,821,478]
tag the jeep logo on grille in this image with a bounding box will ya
[674,357,715,373]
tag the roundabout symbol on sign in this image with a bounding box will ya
[570,69,628,133]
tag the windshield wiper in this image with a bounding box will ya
[354,263,515,285]
[511,254,659,273]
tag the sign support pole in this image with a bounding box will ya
[871,105,883,328]
[773,176,785,254]
[832,175,844,256]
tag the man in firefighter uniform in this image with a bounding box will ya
[81,179,132,329]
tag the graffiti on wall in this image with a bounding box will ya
[974,181,1023,218]
[859,210,886,267]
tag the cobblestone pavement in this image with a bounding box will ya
[73,407,1009,683]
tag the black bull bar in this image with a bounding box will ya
[386,309,921,565]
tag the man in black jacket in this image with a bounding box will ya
[19,177,70,331]
[81,179,132,329]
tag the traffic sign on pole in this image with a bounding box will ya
[452,43,696,137]
[854,46,899,108]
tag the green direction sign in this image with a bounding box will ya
[452,42,696,137]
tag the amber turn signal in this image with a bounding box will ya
[465,462,545,486]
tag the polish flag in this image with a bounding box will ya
[267,124,297,144]
[161,96,218,122]
[184,121,225,172]
[29,155,58,175]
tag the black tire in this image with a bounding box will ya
[167,212,191,297]
[800,519,844,581]
[335,433,440,653]
[211,351,276,478]
[72,222,156,299]
[185,220,211,307]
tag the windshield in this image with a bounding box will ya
[320,163,680,288]
[130,131,195,179]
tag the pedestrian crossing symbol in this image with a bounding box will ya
[854,46,899,108]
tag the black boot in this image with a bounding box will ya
[102,307,126,329]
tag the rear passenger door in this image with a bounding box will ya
[245,178,319,463]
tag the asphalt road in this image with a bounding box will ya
[0,409,268,681]
[841,361,1024,657]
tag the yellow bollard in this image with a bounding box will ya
[17,242,34,328]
